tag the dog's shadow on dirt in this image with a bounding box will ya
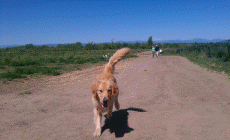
[101,107,146,138]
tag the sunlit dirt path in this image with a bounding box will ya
[1,53,230,139]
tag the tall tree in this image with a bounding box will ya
[147,36,153,48]
[111,39,114,49]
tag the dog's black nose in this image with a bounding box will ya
[103,98,108,104]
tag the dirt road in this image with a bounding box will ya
[1,53,230,139]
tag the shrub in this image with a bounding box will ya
[0,71,26,80]
[10,60,25,66]
[216,49,225,58]
[59,58,66,63]
[46,58,56,63]
[206,46,212,58]
[24,59,40,65]
[10,59,40,66]
[223,54,230,62]
[41,67,60,75]
[4,58,12,65]
[66,56,75,63]
[76,59,86,64]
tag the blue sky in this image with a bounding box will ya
[1,0,230,46]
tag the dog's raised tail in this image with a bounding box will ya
[104,48,131,74]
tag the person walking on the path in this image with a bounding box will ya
[155,45,160,58]
[152,46,155,58]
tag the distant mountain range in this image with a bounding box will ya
[0,38,229,48]
[219,39,230,43]
[117,38,227,44]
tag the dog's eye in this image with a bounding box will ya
[99,90,103,93]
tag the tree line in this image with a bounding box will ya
[0,36,169,53]
[1,36,228,53]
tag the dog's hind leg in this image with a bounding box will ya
[93,109,102,136]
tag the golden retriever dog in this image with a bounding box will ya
[91,48,131,136]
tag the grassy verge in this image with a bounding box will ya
[163,47,230,78]
[0,49,148,82]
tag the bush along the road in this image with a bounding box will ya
[163,43,230,78]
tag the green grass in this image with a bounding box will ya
[185,53,230,76]
[18,91,32,95]
[163,44,230,78]
[0,49,147,82]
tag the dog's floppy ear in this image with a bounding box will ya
[91,81,101,98]
[112,83,118,96]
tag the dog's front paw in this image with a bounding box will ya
[93,128,101,137]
